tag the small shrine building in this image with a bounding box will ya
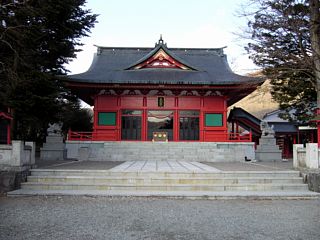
[0,109,12,145]
[66,37,262,143]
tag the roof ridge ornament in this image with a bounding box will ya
[156,34,166,47]
[126,36,198,70]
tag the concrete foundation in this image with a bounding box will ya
[0,141,34,168]
[255,136,282,161]
[307,173,320,193]
[65,141,255,162]
[40,136,66,161]
[0,170,29,194]
[0,141,36,193]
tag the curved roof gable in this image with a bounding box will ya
[126,38,197,71]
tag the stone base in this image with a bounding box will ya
[40,135,66,161]
[307,173,320,192]
[40,149,66,161]
[255,150,282,161]
[256,135,282,161]
[0,169,29,194]
[66,141,256,162]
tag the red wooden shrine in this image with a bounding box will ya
[67,37,262,142]
[0,110,13,145]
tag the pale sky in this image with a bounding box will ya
[67,0,258,75]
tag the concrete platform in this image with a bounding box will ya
[33,159,294,172]
[66,141,256,162]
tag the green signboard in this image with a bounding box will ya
[98,112,116,126]
[205,113,223,127]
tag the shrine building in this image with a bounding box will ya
[65,37,263,162]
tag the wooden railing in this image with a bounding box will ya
[227,132,252,142]
[67,130,252,142]
[68,130,93,141]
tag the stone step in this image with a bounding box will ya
[11,160,317,198]
[21,182,309,192]
[30,169,301,178]
[26,176,304,185]
[104,150,231,154]
[8,189,320,199]
[8,189,320,200]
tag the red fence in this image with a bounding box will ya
[67,130,252,142]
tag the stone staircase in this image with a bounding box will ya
[8,164,319,199]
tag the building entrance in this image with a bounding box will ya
[120,109,201,141]
[147,110,174,141]
[179,111,200,140]
[121,110,142,140]
[0,120,8,144]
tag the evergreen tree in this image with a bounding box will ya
[62,107,93,133]
[244,0,320,122]
[0,0,97,141]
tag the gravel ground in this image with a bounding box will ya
[0,196,319,240]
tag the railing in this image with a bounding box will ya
[68,130,93,141]
[67,130,252,142]
[227,132,252,142]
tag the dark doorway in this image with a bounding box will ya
[0,120,8,144]
[179,111,199,140]
[121,110,142,140]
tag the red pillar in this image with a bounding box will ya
[317,109,320,148]
[318,121,320,148]
[173,110,179,141]
[68,129,72,141]
[7,122,11,144]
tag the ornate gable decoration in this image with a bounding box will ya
[133,49,190,70]
[128,36,194,70]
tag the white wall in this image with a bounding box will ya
[293,143,320,169]
[0,141,35,169]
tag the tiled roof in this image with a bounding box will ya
[67,41,262,86]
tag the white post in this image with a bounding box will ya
[306,143,319,169]
[25,141,36,166]
[293,144,303,168]
[11,140,24,167]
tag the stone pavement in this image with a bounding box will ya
[203,161,294,171]
[109,160,221,172]
[39,160,124,170]
[34,159,294,172]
